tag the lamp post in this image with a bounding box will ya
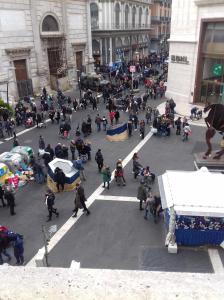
[76,70,82,100]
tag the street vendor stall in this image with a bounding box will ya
[158,167,224,251]
[47,158,80,192]
[0,152,24,172]
[11,146,34,164]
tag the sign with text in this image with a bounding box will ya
[130,66,136,73]
[171,55,189,65]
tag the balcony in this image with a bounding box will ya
[151,16,161,23]
[91,23,151,32]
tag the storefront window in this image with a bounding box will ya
[200,22,224,104]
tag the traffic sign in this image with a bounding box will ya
[130,66,136,73]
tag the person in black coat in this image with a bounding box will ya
[45,144,54,161]
[4,188,16,215]
[95,149,104,172]
[0,186,6,207]
[45,189,59,222]
[54,167,66,192]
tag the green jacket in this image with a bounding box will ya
[137,185,147,201]
[101,168,111,182]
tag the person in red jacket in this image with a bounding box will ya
[109,111,115,126]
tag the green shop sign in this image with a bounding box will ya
[212,64,223,76]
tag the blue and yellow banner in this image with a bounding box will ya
[106,123,128,142]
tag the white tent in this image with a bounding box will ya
[158,168,224,218]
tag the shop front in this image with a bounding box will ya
[195,20,224,104]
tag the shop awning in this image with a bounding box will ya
[158,168,224,217]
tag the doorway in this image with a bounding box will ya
[76,51,83,72]
[14,59,33,98]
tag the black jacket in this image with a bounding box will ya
[4,191,15,206]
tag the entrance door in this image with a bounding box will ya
[14,59,33,98]
[76,51,83,72]
[200,80,224,104]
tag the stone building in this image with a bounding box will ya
[90,0,152,65]
[0,0,93,102]
[150,0,172,53]
[167,0,224,106]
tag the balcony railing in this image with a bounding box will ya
[91,23,151,31]
[151,16,161,23]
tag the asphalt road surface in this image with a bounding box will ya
[0,91,222,273]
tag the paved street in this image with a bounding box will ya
[0,92,222,272]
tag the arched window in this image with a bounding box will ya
[132,7,136,28]
[115,3,121,29]
[42,15,59,32]
[90,3,99,29]
[125,5,129,29]
[145,9,149,26]
[139,7,143,27]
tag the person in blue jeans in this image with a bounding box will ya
[11,234,24,265]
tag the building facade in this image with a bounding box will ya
[166,0,224,106]
[0,0,93,103]
[90,0,152,65]
[150,0,172,53]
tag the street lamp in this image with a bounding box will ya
[76,70,82,100]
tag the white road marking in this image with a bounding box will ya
[0,141,4,144]
[27,130,153,266]
[208,249,224,274]
[97,195,138,202]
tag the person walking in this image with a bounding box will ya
[137,181,147,211]
[12,234,24,265]
[73,157,86,181]
[144,191,154,220]
[0,185,6,207]
[102,116,108,131]
[115,159,126,186]
[114,110,120,124]
[54,167,66,192]
[95,114,102,132]
[4,187,16,216]
[38,135,45,153]
[127,119,133,137]
[95,149,104,172]
[132,153,143,179]
[101,165,111,189]
[45,189,59,222]
[139,120,145,139]
[70,140,76,161]
[175,117,182,135]
[72,183,90,217]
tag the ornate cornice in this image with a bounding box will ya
[195,0,224,6]
[5,47,32,59]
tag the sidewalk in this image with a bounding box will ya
[157,101,206,127]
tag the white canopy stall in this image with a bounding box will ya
[158,168,224,250]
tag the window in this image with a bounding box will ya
[132,7,136,28]
[125,5,129,29]
[115,3,120,28]
[139,7,142,27]
[145,9,148,26]
[42,15,59,32]
[90,3,99,29]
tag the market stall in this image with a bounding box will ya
[158,167,224,251]
[11,146,34,164]
[47,158,80,192]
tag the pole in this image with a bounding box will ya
[6,82,9,105]
[132,71,134,93]
[42,225,49,267]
